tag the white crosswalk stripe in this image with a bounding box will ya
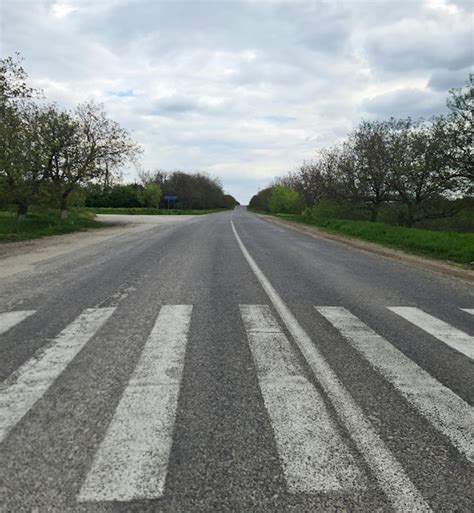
[78,305,193,503]
[461,308,474,315]
[241,304,364,493]
[0,307,115,443]
[316,307,474,463]
[231,221,431,512]
[2,299,472,507]
[388,307,474,360]
[0,310,36,336]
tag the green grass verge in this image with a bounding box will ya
[259,212,474,266]
[0,210,105,242]
[83,207,228,215]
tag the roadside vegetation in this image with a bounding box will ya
[0,209,104,242]
[250,74,473,265]
[84,207,227,215]
[0,54,239,241]
[271,213,474,265]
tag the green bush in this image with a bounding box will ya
[303,200,368,221]
[0,209,103,241]
[143,183,162,208]
[269,186,303,214]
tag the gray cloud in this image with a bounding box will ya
[427,67,472,91]
[361,88,447,120]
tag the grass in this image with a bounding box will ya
[83,207,228,215]
[0,210,105,242]
[259,212,474,266]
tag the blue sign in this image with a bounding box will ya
[164,195,177,201]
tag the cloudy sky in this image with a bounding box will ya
[1,0,472,203]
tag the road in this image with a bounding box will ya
[0,207,472,512]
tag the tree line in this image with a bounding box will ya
[0,54,238,218]
[250,75,473,228]
[84,171,239,210]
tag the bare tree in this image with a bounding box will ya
[439,74,473,189]
[388,119,463,226]
[349,120,395,221]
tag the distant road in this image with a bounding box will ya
[0,207,472,512]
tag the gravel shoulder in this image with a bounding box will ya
[0,214,196,278]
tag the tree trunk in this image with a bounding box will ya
[15,203,28,223]
[369,205,378,222]
[406,204,414,227]
[60,196,68,219]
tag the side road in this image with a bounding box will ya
[259,214,474,284]
[0,214,196,279]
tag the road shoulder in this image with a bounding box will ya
[258,214,474,284]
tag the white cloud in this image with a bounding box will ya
[2,0,471,202]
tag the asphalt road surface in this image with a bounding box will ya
[0,207,472,512]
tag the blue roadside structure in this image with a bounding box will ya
[164,195,177,209]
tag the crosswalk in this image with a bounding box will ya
[0,303,472,508]
[317,307,474,463]
[240,304,363,493]
[78,305,192,502]
[0,310,35,336]
[0,307,115,443]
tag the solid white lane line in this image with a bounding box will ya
[0,310,36,336]
[241,305,363,493]
[461,309,474,316]
[316,307,474,463]
[0,307,115,443]
[78,305,192,502]
[231,220,430,512]
[388,307,474,360]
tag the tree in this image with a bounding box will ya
[249,187,274,211]
[349,120,394,221]
[0,53,38,103]
[108,184,145,208]
[0,55,44,218]
[143,183,161,208]
[388,119,461,227]
[140,169,227,209]
[44,101,142,214]
[292,162,325,206]
[440,74,473,189]
[0,102,49,217]
[222,194,239,209]
[268,186,302,214]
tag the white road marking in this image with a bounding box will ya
[0,310,36,335]
[231,220,430,512]
[78,305,192,502]
[461,309,474,315]
[316,307,474,463]
[388,307,474,360]
[241,304,363,493]
[0,307,115,443]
